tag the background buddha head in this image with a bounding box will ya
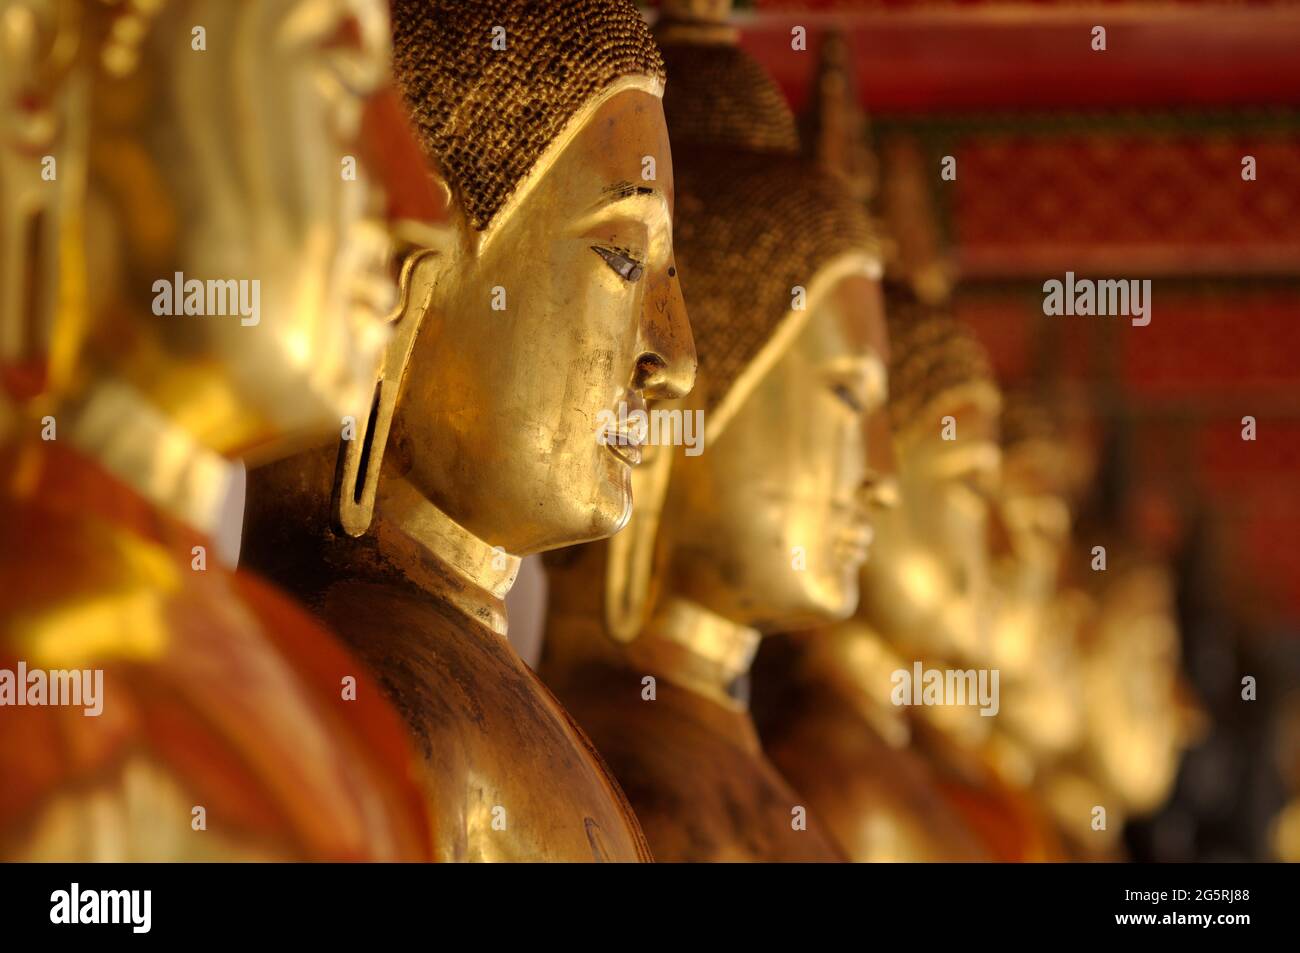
[64,0,418,458]
[863,296,1003,662]
[987,390,1091,759]
[659,155,885,630]
[365,0,695,556]
[989,392,1077,680]
[994,392,1091,610]
[0,0,78,403]
[643,23,886,632]
[1078,559,1195,814]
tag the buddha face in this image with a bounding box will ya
[865,396,1002,662]
[988,435,1085,756]
[391,85,695,556]
[664,274,884,631]
[0,0,68,383]
[85,0,407,455]
[1082,567,1188,811]
[987,442,1073,681]
[995,446,1072,605]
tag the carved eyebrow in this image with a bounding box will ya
[824,356,887,410]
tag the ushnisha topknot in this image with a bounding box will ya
[883,289,998,435]
[391,0,665,231]
[658,41,800,155]
[654,0,796,154]
[998,387,1094,500]
[1001,388,1062,452]
[672,150,878,422]
[656,9,875,425]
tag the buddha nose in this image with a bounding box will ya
[861,471,900,512]
[864,407,898,483]
[987,499,1016,560]
[634,255,696,400]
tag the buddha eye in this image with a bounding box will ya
[830,382,865,414]
[962,474,996,504]
[591,244,645,283]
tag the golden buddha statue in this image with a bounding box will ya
[740,33,983,862]
[754,296,1008,862]
[242,0,696,862]
[540,4,884,861]
[0,0,76,403]
[873,301,1075,861]
[984,393,1089,778]
[1003,410,1201,859]
[1039,538,1201,859]
[0,0,439,859]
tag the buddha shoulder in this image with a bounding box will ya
[312,577,650,861]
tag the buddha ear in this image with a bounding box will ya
[333,247,442,536]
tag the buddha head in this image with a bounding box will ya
[24,0,432,459]
[862,295,1003,664]
[626,11,885,634]
[658,155,886,631]
[538,4,885,712]
[1079,559,1194,814]
[994,393,1086,609]
[988,390,1090,758]
[0,0,79,403]
[2,0,444,460]
[333,0,695,557]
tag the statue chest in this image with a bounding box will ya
[322,581,651,862]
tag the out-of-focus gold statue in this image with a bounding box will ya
[1040,537,1201,859]
[757,297,1013,861]
[0,0,437,859]
[0,0,74,402]
[978,390,1095,855]
[984,394,1088,772]
[242,0,696,861]
[541,3,884,861]
[745,34,985,862]
[988,405,1202,859]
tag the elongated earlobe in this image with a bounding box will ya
[333,248,439,536]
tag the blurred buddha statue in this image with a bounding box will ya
[869,298,1069,861]
[755,301,1007,860]
[760,267,1066,857]
[1025,413,1201,859]
[1041,538,1202,859]
[0,0,77,404]
[242,0,695,861]
[541,4,883,861]
[0,0,440,859]
[976,389,1117,859]
[750,32,988,861]
[983,392,1089,782]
